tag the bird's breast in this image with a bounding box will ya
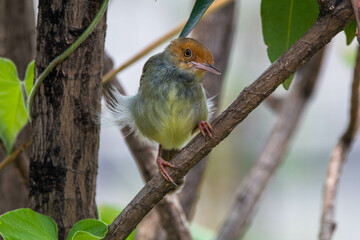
[132,84,208,150]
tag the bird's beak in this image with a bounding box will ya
[191,61,221,75]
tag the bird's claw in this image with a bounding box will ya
[197,120,213,139]
[156,157,177,186]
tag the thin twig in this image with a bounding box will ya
[0,138,31,172]
[319,45,360,240]
[103,2,353,239]
[217,48,326,240]
[101,0,234,85]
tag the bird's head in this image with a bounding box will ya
[165,38,221,80]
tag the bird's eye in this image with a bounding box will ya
[183,49,192,58]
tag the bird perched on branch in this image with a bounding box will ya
[104,37,221,185]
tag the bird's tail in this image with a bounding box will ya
[100,86,136,135]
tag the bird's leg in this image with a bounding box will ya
[194,120,213,138]
[156,145,177,186]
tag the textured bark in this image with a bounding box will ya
[0,0,35,213]
[178,1,236,220]
[217,48,326,240]
[104,2,354,239]
[29,1,106,239]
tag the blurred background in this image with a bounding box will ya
[35,0,358,239]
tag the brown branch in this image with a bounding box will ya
[103,2,353,239]
[319,45,360,240]
[0,138,31,172]
[103,55,193,240]
[217,48,326,240]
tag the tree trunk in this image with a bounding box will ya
[29,1,106,239]
[0,0,35,214]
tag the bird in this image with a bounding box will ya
[104,37,221,185]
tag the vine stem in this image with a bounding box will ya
[0,138,31,172]
[26,0,109,119]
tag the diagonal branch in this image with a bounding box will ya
[0,138,31,172]
[217,47,326,240]
[319,45,360,240]
[103,2,353,239]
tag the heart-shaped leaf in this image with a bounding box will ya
[0,208,58,240]
[261,0,318,89]
[0,58,34,154]
[179,0,214,38]
[66,219,107,240]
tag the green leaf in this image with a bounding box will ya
[0,208,58,240]
[24,60,35,97]
[0,58,31,154]
[20,60,35,116]
[344,20,357,45]
[179,0,214,37]
[261,0,319,89]
[283,74,294,90]
[66,219,107,240]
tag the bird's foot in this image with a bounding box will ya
[197,120,213,138]
[156,157,177,186]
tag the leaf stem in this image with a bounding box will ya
[0,138,31,172]
[27,0,109,119]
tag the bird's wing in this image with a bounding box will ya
[139,53,162,88]
[139,61,150,88]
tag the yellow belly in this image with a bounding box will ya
[132,85,209,149]
[134,98,208,149]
